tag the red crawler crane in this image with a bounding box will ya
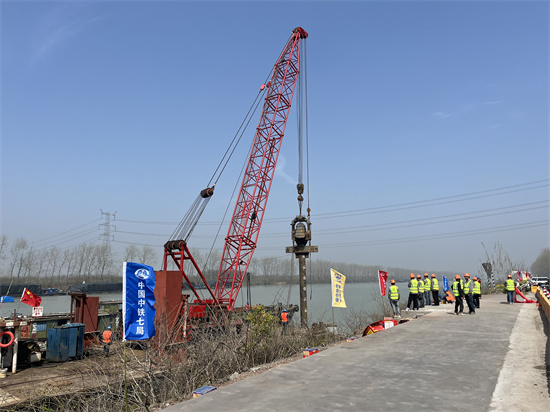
[155,27,308,340]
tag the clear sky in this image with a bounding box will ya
[1,0,548,274]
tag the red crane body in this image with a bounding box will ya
[158,28,308,338]
[215,27,308,309]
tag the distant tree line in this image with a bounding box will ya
[0,235,157,289]
[0,235,546,290]
[529,247,550,277]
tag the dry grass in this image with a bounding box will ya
[5,309,344,412]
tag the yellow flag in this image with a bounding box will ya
[331,268,346,308]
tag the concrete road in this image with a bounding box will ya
[163,293,550,412]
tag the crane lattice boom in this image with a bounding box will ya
[214,27,308,308]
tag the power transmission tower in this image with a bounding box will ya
[100,210,117,245]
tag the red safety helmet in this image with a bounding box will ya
[410,273,415,278]
[455,275,461,279]
[390,279,396,284]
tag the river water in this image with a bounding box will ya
[0,282,410,332]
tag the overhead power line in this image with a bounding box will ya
[113,200,548,240]
[260,200,549,238]
[115,179,548,226]
[273,179,550,221]
[115,230,168,238]
[321,220,549,248]
[21,179,548,252]
[31,219,101,247]
[257,220,549,251]
[33,228,101,249]
[115,219,549,254]
[113,239,160,248]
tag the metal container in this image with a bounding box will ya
[46,323,85,362]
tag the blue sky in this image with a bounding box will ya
[1,0,548,274]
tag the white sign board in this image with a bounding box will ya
[32,306,44,317]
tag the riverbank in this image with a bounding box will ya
[0,282,398,330]
[163,293,550,412]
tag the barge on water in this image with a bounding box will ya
[0,293,121,374]
[0,281,123,297]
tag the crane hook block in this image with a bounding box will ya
[297,183,304,194]
[200,186,215,198]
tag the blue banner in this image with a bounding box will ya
[123,262,156,341]
[443,275,449,292]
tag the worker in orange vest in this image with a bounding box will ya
[102,325,112,356]
[281,309,289,335]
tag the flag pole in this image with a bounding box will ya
[124,340,128,412]
[332,307,335,342]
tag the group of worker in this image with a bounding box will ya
[387,272,483,317]
[449,273,482,315]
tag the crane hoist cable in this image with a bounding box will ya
[294,38,315,303]
[304,41,311,218]
[168,84,268,243]
[304,44,315,302]
[215,27,309,307]
[168,31,303,245]
[202,137,255,281]
[286,38,310,305]
[162,27,309,314]
[295,38,311,218]
[201,33,305,274]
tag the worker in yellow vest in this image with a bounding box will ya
[473,276,482,308]
[417,274,425,308]
[505,274,515,304]
[423,273,432,306]
[452,275,464,315]
[463,273,475,315]
[431,274,440,306]
[388,279,401,318]
[406,273,419,311]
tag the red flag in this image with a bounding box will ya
[378,270,389,296]
[21,288,41,307]
[526,272,532,279]
[517,270,522,282]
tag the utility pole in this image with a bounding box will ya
[100,210,117,245]
[286,184,317,328]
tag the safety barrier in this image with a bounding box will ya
[535,287,550,322]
